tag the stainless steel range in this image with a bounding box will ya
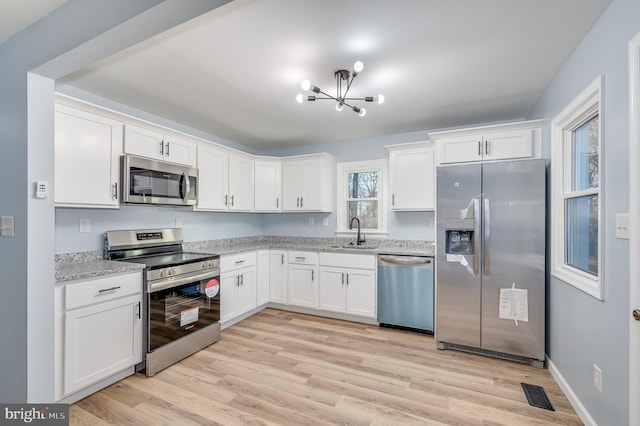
[105,228,220,377]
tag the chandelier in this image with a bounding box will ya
[296,61,384,116]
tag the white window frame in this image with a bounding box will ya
[551,75,604,300]
[336,159,388,237]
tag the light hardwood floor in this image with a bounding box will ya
[70,309,582,425]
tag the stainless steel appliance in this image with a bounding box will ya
[105,228,220,376]
[435,159,546,367]
[121,154,197,206]
[377,255,434,332]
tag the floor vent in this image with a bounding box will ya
[521,382,555,411]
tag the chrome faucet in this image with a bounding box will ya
[349,217,366,245]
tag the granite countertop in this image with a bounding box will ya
[55,237,434,283]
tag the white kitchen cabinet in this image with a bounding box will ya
[124,124,197,167]
[57,272,143,400]
[254,159,282,211]
[281,154,333,212]
[54,103,122,208]
[387,142,435,211]
[220,252,257,323]
[287,251,318,308]
[197,144,254,211]
[256,250,270,306]
[269,250,288,304]
[430,120,543,165]
[318,253,376,318]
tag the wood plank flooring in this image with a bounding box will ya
[70,309,582,425]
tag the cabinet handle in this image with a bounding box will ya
[136,301,141,319]
[98,286,121,294]
[300,197,303,208]
[224,194,228,206]
[235,260,245,265]
[240,273,244,286]
[297,197,300,208]
[112,182,118,200]
[159,141,164,156]
[341,272,345,284]
[165,142,170,156]
[478,140,482,156]
[311,270,314,281]
[231,195,234,206]
[235,275,239,286]
[346,273,349,285]
[485,140,489,155]
[295,256,306,260]
[281,254,284,265]
[276,197,279,208]
[392,194,395,206]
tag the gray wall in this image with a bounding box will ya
[0,0,229,403]
[529,0,637,423]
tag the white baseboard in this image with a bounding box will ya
[547,356,597,426]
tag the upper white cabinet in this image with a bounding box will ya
[55,103,122,209]
[430,120,543,165]
[282,154,333,212]
[254,159,282,212]
[124,124,196,167]
[387,142,435,211]
[197,144,254,211]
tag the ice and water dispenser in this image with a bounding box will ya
[444,218,475,255]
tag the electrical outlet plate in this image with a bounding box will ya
[175,217,183,228]
[308,217,315,226]
[0,216,15,237]
[35,180,49,199]
[593,364,602,392]
[79,219,91,233]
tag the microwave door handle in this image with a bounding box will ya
[180,172,190,204]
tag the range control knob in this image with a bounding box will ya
[160,270,166,278]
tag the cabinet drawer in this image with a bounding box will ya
[319,252,376,269]
[288,251,318,265]
[65,272,142,310]
[221,251,257,271]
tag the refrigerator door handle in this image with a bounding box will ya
[473,198,481,276]
[483,198,490,276]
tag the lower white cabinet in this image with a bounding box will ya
[318,253,376,318]
[221,252,257,323]
[269,250,288,304]
[256,250,270,306]
[287,251,318,308]
[56,271,143,401]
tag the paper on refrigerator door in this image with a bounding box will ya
[499,285,528,324]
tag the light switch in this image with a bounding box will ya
[79,218,91,233]
[0,216,15,237]
[322,217,329,226]
[616,213,629,239]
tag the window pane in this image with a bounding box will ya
[347,200,378,229]
[565,194,598,276]
[348,171,378,198]
[571,115,599,191]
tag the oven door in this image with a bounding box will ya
[122,154,197,206]
[148,274,220,352]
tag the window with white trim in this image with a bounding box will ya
[551,75,603,299]
[336,160,387,236]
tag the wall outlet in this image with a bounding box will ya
[322,217,329,226]
[79,219,91,233]
[0,216,15,237]
[308,217,315,226]
[593,364,603,393]
[175,217,183,228]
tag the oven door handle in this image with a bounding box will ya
[148,270,219,293]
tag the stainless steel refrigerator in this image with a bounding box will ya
[435,159,545,367]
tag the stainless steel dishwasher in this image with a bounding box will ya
[377,255,434,333]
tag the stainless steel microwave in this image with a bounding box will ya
[121,155,197,206]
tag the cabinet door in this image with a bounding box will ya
[220,272,239,323]
[256,250,270,306]
[281,161,301,211]
[345,269,376,318]
[483,129,533,161]
[237,267,257,315]
[300,159,323,211]
[318,267,346,313]
[255,160,282,211]
[437,134,483,164]
[269,251,288,304]
[124,124,163,160]
[288,264,317,308]
[197,145,229,210]
[390,147,435,210]
[228,154,255,211]
[164,136,197,167]
[55,105,122,208]
[64,294,141,395]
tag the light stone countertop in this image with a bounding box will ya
[55,236,434,283]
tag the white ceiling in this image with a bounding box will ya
[0,0,67,45]
[56,0,610,151]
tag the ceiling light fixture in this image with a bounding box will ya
[297,60,384,117]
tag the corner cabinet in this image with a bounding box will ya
[124,124,197,167]
[430,120,543,165]
[282,154,334,212]
[54,103,122,208]
[254,159,282,212]
[387,142,435,211]
[318,253,376,318]
[55,271,143,403]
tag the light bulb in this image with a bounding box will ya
[296,93,304,103]
[336,102,344,111]
[301,80,311,91]
[377,94,385,104]
[353,61,364,73]
[359,108,367,117]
